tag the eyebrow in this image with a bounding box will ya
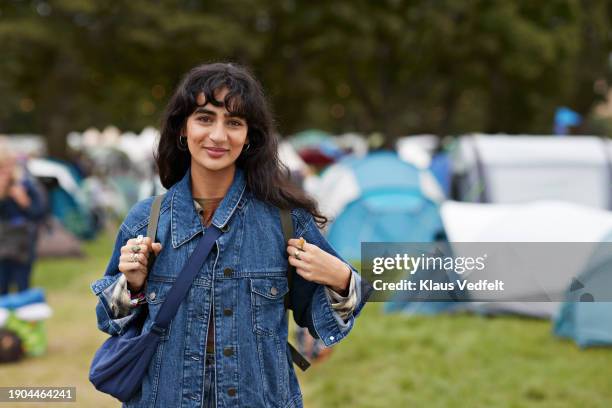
[193,107,245,119]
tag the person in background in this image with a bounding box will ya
[0,139,47,295]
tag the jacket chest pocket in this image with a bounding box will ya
[249,277,289,336]
[143,280,173,341]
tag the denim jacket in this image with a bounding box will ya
[91,167,368,408]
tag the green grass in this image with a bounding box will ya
[1,231,611,407]
[299,305,612,407]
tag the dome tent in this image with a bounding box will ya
[440,201,612,318]
[554,231,612,347]
[452,134,612,210]
[27,158,98,240]
[308,151,444,262]
[396,134,451,198]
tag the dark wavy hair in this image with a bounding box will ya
[156,62,328,227]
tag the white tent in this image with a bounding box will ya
[27,158,80,195]
[441,200,612,318]
[453,135,612,210]
[0,135,46,157]
[278,141,307,173]
[117,127,159,166]
[336,133,369,157]
[396,134,440,169]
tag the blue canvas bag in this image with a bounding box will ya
[89,194,222,401]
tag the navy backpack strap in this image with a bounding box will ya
[280,209,311,371]
[280,209,295,310]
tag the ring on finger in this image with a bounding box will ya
[297,237,306,250]
[130,253,139,263]
[294,250,301,261]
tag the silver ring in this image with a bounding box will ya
[130,253,138,263]
[136,234,144,244]
[294,250,301,261]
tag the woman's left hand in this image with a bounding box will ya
[286,238,351,295]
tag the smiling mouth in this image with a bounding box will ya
[203,147,229,152]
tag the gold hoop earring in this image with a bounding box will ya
[178,135,188,151]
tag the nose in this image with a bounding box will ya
[208,121,227,144]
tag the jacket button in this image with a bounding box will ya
[270,287,278,296]
[227,387,237,396]
[223,347,234,357]
[149,292,156,300]
[221,224,230,232]
[223,268,233,277]
[223,308,233,317]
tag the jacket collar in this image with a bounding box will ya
[170,166,246,248]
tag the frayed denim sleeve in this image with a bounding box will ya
[324,269,359,325]
[91,225,144,336]
[290,209,372,347]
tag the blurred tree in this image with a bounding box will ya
[267,0,612,137]
[0,0,259,157]
[0,0,610,157]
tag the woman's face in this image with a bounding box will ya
[184,87,249,174]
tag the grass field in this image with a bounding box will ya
[1,231,611,407]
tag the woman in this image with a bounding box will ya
[92,63,368,408]
[0,143,47,294]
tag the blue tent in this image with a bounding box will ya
[28,158,98,240]
[0,288,45,309]
[554,232,612,347]
[48,187,98,239]
[323,152,445,262]
[429,152,452,197]
[318,152,461,314]
[310,152,464,314]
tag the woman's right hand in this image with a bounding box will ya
[118,236,163,292]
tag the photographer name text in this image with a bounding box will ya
[372,279,505,291]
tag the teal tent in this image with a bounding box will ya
[554,232,612,347]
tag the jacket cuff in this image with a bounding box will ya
[324,269,358,323]
[312,282,355,347]
[91,274,142,335]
